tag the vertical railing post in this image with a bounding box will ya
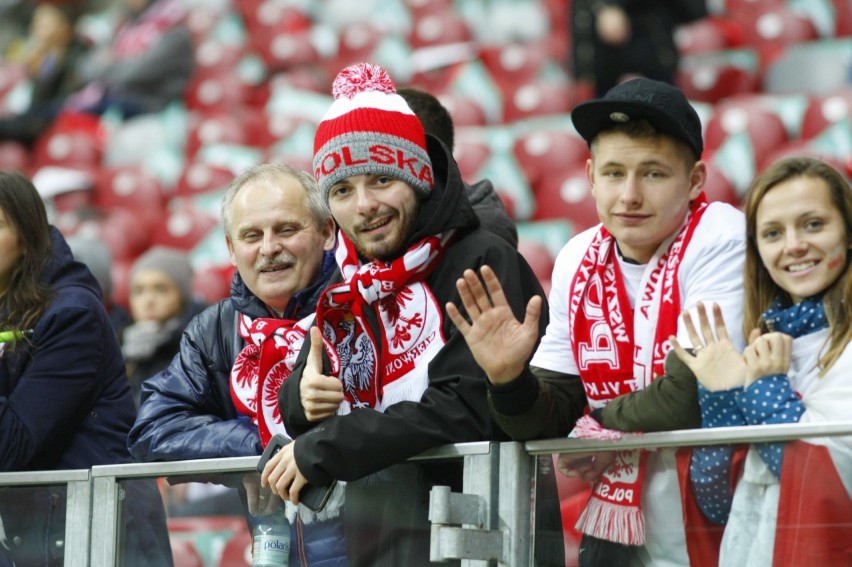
[89,476,120,567]
[497,442,532,567]
[64,477,92,566]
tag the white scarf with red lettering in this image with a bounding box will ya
[315,229,453,412]
[570,200,707,545]
[230,314,311,447]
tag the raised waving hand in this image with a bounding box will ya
[446,265,543,385]
[669,302,747,391]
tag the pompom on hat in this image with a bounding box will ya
[313,63,433,202]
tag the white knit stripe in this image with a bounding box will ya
[320,91,416,120]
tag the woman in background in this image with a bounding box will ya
[123,245,205,405]
[672,156,852,567]
[0,171,172,566]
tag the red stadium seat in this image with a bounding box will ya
[436,92,487,128]
[518,238,555,294]
[676,51,761,104]
[501,80,576,123]
[675,17,742,55]
[408,8,473,49]
[833,0,852,37]
[192,263,234,304]
[452,130,493,180]
[175,161,234,197]
[738,5,818,51]
[479,42,551,97]
[702,161,740,206]
[512,128,589,195]
[93,165,166,219]
[704,104,789,170]
[170,537,204,567]
[0,140,30,172]
[31,112,104,170]
[217,527,252,567]
[799,88,852,140]
[531,164,599,232]
[150,199,219,252]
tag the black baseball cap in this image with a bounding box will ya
[571,78,704,159]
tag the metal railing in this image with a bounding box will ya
[1,421,850,566]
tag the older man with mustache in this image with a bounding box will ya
[128,163,350,565]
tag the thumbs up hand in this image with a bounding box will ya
[300,326,345,421]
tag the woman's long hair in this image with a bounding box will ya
[0,171,53,337]
[742,156,852,374]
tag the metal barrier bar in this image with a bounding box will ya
[6,424,852,566]
[0,469,91,566]
[526,421,852,455]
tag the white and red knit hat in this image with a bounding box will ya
[313,63,434,202]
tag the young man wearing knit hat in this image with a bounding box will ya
[260,63,551,565]
[447,78,747,566]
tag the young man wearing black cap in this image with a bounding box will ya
[447,77,746,566]
[260,63,553,565]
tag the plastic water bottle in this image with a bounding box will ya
[252,514,290,566]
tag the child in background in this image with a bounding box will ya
[123,245,205,405]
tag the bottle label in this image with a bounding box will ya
[253,532,290,566]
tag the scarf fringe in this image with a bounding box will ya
[571,415,632,441]
[575,495,646,546]
[284,481,347,524]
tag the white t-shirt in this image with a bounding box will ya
[532,201,747,567]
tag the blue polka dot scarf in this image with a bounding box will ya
[761,295,828,338]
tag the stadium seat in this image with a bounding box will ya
[192,263,234,304]
[674,17,740,56]
[0,140,30,172]
[704,104,789,170]
[185,71,253,114]
[763,38,852,95]
[737,5,819,52]
[512,128,589,196]
[518,238,555,294]
[170,537,204,567]
[436,92,487,127]
[175,160,234,197]
[150,198,219,252]
[323,21,383,76]
[501,80,576,123]
[676,50,761,104]
[833,0,852,37]
[479,41,550,98]
[799,87,852,140]
[452,130,493,181]
[93,165,166,219]
[408,8,473,49]
[217,526,252,567]
[531,163,599,232]
[186,107,275,157]
[31,112,104,171]
[702,161,740,206]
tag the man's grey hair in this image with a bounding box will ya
[220,163,331,237]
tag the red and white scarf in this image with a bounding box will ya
[230,314,312,447]
[314,229,453,412]
[112,0,186,59]
[570,199,707,545]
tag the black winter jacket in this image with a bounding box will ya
[280,137,551,566]
[0,228,171,566]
